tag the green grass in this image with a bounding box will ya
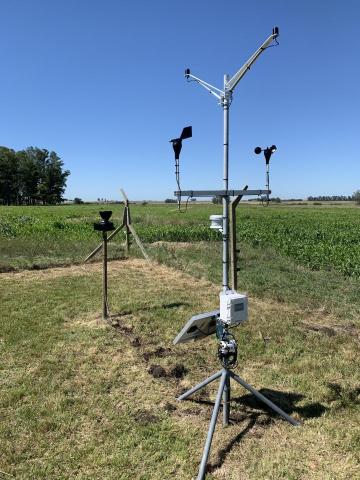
[0,203,360,478]
[0,260,359,479]
[1,202,360,277]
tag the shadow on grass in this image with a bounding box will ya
[233,388,327,419]
[109,300,190,320]
[184,387,327,474]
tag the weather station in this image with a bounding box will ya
[170,26,300,480]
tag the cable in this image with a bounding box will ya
[218,330,238,369]
[175,158,181,211]
[175,159,191,213]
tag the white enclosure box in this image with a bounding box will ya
[219,291,248,326]
[209,215,223,233]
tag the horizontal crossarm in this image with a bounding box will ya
[174,189,271,198]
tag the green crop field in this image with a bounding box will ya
[1,202,360,479]
[1,202,360,277]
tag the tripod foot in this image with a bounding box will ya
[177,370,222,401]
[229,371,300,426]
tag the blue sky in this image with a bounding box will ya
[0,0,359,201]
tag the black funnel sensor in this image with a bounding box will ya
[99,211,112,222]
[94,210,115,232]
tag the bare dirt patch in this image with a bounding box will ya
[150,241,196,250]
[299,321,359,341]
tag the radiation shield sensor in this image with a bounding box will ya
[173,310,220,345]
[210,215,223,233]
[219,291,248,326]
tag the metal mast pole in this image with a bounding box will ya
[222,75,230,292]
[222,76,231,428]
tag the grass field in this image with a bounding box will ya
[0,203,359,479]
[1,202,360,276]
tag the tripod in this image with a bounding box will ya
[178,340,300,480]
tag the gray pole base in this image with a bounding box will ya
[178,368,300,480]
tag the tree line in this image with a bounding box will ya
[0,147,70,205]
[307,195,355,202]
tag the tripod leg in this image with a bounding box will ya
[197,371,227,480]
[229,372,300,426]
[223,371,230,426]
[177,370,222,401]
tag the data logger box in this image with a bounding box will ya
[219,291,248,326]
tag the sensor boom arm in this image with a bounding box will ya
[226,27,279,92]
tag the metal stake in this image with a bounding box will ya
[229,186,248,290]
[102,231,108,319]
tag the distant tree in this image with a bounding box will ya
[354,190,360,205]
[43,151,70,204]
[0,147,20,205]
[307,195,354,202]
[17,149,40,204]
[74,197,84,204]
[165,198,177,203]
[0,146,70,205]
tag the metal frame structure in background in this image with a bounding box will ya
[85,189,149,264]
[84,189,149,319]
[173,27,300,480]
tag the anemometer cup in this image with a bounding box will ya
[254,145,277,164]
